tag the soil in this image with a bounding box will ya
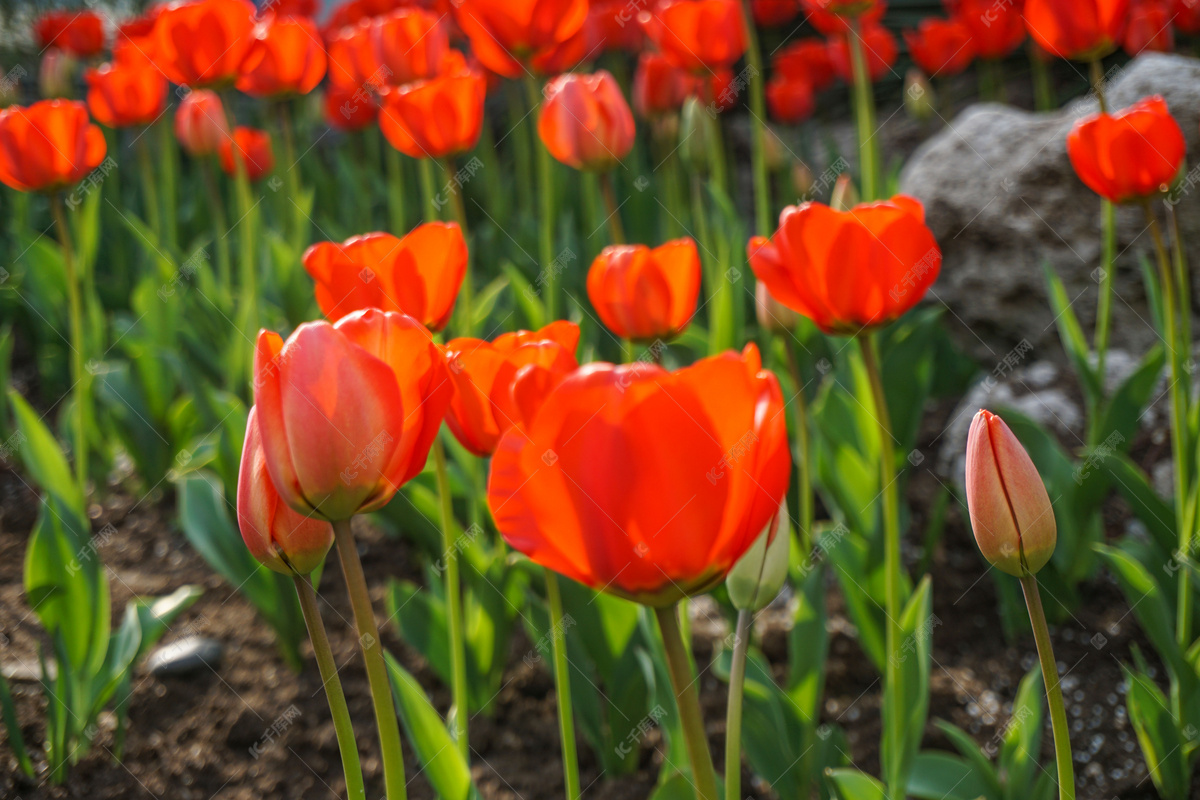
[0,398,1179,800]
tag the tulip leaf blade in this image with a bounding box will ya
[0,671,33,777]
[1123,665,1191,800]
[905,751,992,800]
[1041,263,1101,406]
[826,767,888,800]
[931,720,1002,798]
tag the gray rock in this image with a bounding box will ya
[900,53,1200,362]
[146,636,223,677]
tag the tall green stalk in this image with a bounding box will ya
[293,573,367,800]
[740,0,770,235]
[654,605,719,800]
[332,518,408,800]
[136,133,162,245]
[598,171,625,244]
[432,438,469,759]
[50,193,88,490]
[784,340,814,555]
[847,20,880,201]
[441,157,474,337]
[418,157,439,223]
[157,119,178,253]
[201,161,231,298]
[545,571,581,800]
[1019,575,1075,800]
[525,75,559,320]
[723,609,752,800]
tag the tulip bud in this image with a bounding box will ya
[756,280,800,333]
[175,90,231,157]
[679,96,710,175]
[904,68,935,122]
[791,161,815,199]
[829,173,859,211]
[762,126,787,173]
[39,50,77,99]
[964,409,1056,577]
[727,501,790,611]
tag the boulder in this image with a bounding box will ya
[900,53,1200,362]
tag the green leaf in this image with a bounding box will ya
[1102,452,1176,554]
[1095,545,1188,686]
[0,670,33,777]
[932,720,1001,799]
[1041,263,1100,405]
[1124,666,1191,800]
[8,390,83,511]
[649,772,699,800]
[906,751,992,800]
[471,275,509,327]
[882,575,933,793]
[502,261,544,329]
[1094,345,1165,449]
[999,669,1044,799]
[826,768,888,800]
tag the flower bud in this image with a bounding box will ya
[727,500,789,611]
[904,68,935,122]
[791,161,814,199]
[829,172,859,210]
[175,90,230,157]
[964,409,1056,576]
[39,50,77,99]
[756,280,800,333]
[679,96,710,175]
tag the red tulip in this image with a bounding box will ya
[904,18,975,76]
[588,0,645,52]
[965,409,1056,577]
[773,38,836,91]
[303,223,467,331]
[587,238,702,342]
[529,26,591,74]
[801,0,886,34]
[752,0,802,26]
[321,0,404,36]
[0,100,107,193]
[487,344,791,606]
[175,89,230,156]
[444,321,581,456]
[117,11,162,62]
[1066,95,1185,204]
[372,8,449,86]
[639,0,747,72]
[379,71,486,159]
[1024,0,1129,59]
[538,71,635,172]
[747,195,941,334]
[827,23,898,82]
[219,126,275,181]
[454,0,589,78]
[633,52,695,117]
[253,309,452,521]
[153,0,258,88]
[86,61,168,128]
[767,75,815,123]
[35,10,105,57]
[269,0,321,17]
[324,83,379,131]
[236,14,327,97]
[1175,0,1200,33]
[1123,0,1173,54]
[238,407,335,575]
[951,0,1026,58]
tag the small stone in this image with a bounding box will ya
[146,636,223,677]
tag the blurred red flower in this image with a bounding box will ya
[904,18,975,76]
[538,70,636,171]
[237,15,327,97]
[35,10,105,57]
[639,0,747,72]
[153,0,258,87]
[1024,0,1129,59]
[587,238,702,342]
[219,126,275,180]
[1066,95,1185,203]
[379,71,486,159]
[827,23,898,82]
[86,61,168,128]
[0,100,107,193]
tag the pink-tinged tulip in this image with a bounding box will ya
[253,309,452,521]
[965,409,1056,577]
[238,407,335,574]
[537,70,635,172]
[175,90,230,156]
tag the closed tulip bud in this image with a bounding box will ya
[175,90,230,156]
[762,126,787,172]
[756,281,800,333]
[726,501,789,611]
[39,50,77,99]
[791,161,814,198]
[679,96,710,174]
[904,69,935,122]
[829,173,858,210]
[238,408,334,575]
[965,410,1057,577]
[538,71,636,172]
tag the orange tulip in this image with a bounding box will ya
[0,100,107,193]
[633,52,695,117]
[588,0,646,52]
[219,126,275,181]
[1123,0,1173,54]
[801,0,886,34]
[270,0,321,17]
[153,0,258,88]
[538,71,635,172]
[85,61,168,128]
[379,71,485,159]
[1066,95,1185,204]
[639,0,747,72]
[236,14,327,97]
[444,321,581,456]
[324,83,379,131]
[827,23,898,82]
[253,309,452,521]
[487,344,791,606]
[587,238,701,342]
[951,0,1026,59]
[303,223,467,330]
[326,20,378,89]
[454,0,589,77]
[903,18,975,76]
[372,8,449,86]
[965,409,1056,577]
[766,75,815,123]
[35,10,105,57]
[747,195,941,334]
[773,38,836,91]
[175,89,230,156]
[117,12,162,61]
[238,407,335,575]
[1024,0,1129,59]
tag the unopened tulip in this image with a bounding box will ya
[219,126,274,181]
[444,321,581,456]
[538,71,635,172]
[639,0,747,72]
[379,71,485,159]
[965,410,1056,576]
[1024,0,1129,60]
[726,501,789,611]
[487,344,791,605]
[1066,95,1185,204]
[773,38,836,91]
[302,223,467,330]
[238,408,335,575]
[86,61,168,128]
[236,14,327,97]
[0,100,107,193]
[904,69,935,121]
[39,50,77,100]
[175,90,230,156]
[587,238,701,342]
[253,309,452,521]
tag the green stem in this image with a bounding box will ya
[418,157,439,223]
[277,101,305,245]
[51,193,88,491]
[1093,198,1115,412]
[783,339,813,556]
[1089,59,1108,113]
[506,81,534,219]
[598,171,625,244]
[545,571,581,800]
[654,605,718,800]
[232,164,257,394]
[441,157,474,337]
[858,332,904,799]
[526,75,558,320]
[201,161,231,298]
[847,20,880,201]
[157,118,178,252]
[724,609,751,800]
[1019,575,1075,800]
[136,132,162,245]
[432,438,469,759]
[703,102,728,198]
[1029,46,1056,111]
[740,0,770,236]
[293,573,367,800]
[332,518,408,800]
[383,145,407,235]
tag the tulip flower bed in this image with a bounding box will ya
[1,0,1199,799]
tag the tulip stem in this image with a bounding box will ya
[526,75,559,320]
[545,570,581,800]
[784,339,814,557]
[598,171,626,244]
[136,132,162,249]
[724,609,752,800]
[382,138,407,235]
[1089,59,1108,113]
[332,518,408,800]
[858,332,905,800]
[51,193,88,492]
[276,101,305,246]
[200,161,231,298]
[419,157,439,223]
[292,573,367,800]
[1019,574,1075,800]
[440,157,475,338]
[1029,44,1056,111]
[1092,197,1115,419]
[432,437,470,760]
[157,118,178,254]
[847,19,881,202]
[739,0,771,236]
[654,605,719,800]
